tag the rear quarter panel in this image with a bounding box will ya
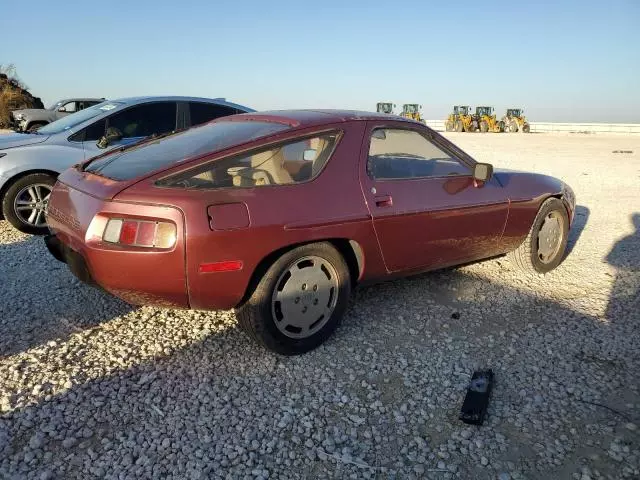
[47,179,189,308]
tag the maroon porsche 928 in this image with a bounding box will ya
[45,110,576,354]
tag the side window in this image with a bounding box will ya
[189,102,237,126]
[83,119,107,141]
[59,101,77,113]
[68,119,106,143]
[367,128,470,180]
[160,132,340,189]
[108,102,176,138]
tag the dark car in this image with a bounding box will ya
[44,110,576,354]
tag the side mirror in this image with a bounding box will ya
[58,107,66,112]
[96,127,123,149]
[473,162,493,183]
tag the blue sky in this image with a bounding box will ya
[2,0,639,122]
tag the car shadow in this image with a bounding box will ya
[566,204,589,256]
[1,257,636,479]
[0,234,134,357]
[605,212,640,321]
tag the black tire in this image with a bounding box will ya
[455,121,463,132]
[27,122,47,133]
[509,120,519,133]
[1,173,57,235]
[522,123,530,133]
[237,242,351,355]
[507,197,569,275]
[480,120,489,133]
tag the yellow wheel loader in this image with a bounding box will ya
[502,108,530,133]
[445,106,474,132]
[400,104,424,123]
[474,106,503,133]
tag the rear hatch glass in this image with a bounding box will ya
[83,120,290,181]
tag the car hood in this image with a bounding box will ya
[494,167,561,184]
[12,108,48,116]
[0,132,50,150]
[493,167,567,197]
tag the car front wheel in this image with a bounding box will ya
[237,242,351,355]
[507,197,569,275]
[2,173,57,235]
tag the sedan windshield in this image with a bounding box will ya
[37,102,122,135]
[48,100,64,111]
[84,120,290,181]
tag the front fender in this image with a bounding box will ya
[0,143,86,186]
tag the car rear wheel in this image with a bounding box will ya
[2,173,56,235]
[237,242,351,355]
[507,197,569,275]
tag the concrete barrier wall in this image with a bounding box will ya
[528,122,640,134]
[424,120,640,134]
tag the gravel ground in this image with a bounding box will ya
[0,132,639,480]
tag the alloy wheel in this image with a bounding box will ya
[13,183,52,228]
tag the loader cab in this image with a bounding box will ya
[376,103,395,115]
[476,106,494,117]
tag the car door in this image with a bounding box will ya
[79,101,178,160]
[360,122,509,272]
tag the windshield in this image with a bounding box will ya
[37,102,122,135]
[404,105,418,113]
[48,100,64,111]
[84,120,291,181]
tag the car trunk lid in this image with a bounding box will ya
[56,167,140,201]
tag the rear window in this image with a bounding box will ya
[83,120,290,181]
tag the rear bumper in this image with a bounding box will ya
[44,234,97,286]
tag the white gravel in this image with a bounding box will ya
[1,132,639,479]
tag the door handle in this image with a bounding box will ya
[374,195,393,207]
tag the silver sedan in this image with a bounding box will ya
[0,96,253,234]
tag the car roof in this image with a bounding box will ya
[55,98,105,103]
[112,96,255,112]
[223,109,421,128]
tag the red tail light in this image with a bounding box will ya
[102,218,176,248]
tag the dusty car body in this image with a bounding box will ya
[11,98,105,132]
[44,110,576,354]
